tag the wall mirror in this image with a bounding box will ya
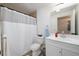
[50,4,77,35]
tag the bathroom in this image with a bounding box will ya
[0,3,79,56]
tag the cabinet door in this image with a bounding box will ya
[46,42,61,56]
[62,49,79,56]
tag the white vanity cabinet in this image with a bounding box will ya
[46,39,79,56]
[46,42,61,56]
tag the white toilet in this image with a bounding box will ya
[31,36,44,56]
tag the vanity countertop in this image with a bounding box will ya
[46,34,79,46]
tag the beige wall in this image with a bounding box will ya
[37,5,53,35]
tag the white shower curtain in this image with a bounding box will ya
[0,7,37,56]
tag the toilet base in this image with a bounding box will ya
[32,50,41,56]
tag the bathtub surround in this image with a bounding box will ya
[0,7,37,56]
